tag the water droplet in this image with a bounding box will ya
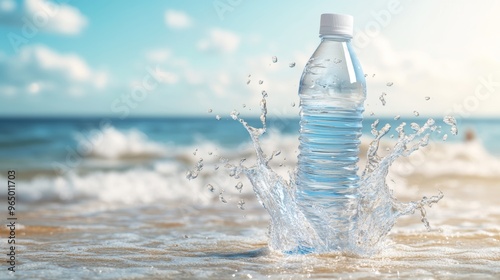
[291,102,295,107]
[193,149,197,155]
[248,74,251,78]
[219,190,227,203]
[364,74,368,78]
[235,182,243,193]
[274,150,281,157]
[379,92,386,106]
[425,96,430,101]
[333,58,342,64]
[238,200,245,210]
[372,73,376,77]
[443,116,456,125]
[258,80,263,85]
[242,104,246,108]
[186,170,198,180]
[371,119,380,136]
[386,82,394,87]
[207,184,215,192]
[208,151,213,155]
[230,110,240,120]
[215,115,221,120]
[394,115,400,120]
[450,126,458,135]
[184,235,189,238]
[443,116,458,135]
[289,62,296,68]
[208,109,213,113]
[390,134,394,138]
[246,80,251,85]
[272,56,278,63]
[414,111,420,117]
[370,112,375,116]
[442,134,448,141]
[261,90,268,98]
[196,158,204,171]
[410,123,420,131]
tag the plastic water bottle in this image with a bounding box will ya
[296,13,366,250]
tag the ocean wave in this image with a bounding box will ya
[78,126,167,160]
[4,129,499,206]
[388,140,500,178]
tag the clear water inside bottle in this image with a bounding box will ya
[296,36,367,246]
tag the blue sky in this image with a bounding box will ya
[1,0,499,118]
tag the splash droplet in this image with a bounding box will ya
[242,104,246,108]
[443,116,458,135]
[235,182,243,193]
[289,62,296,68]
[230,110,240,120]
[450,126,458,135]
[186,170,198,180]
[386,82,394,87]
[372,73,376,77]
[215,115,221,120]
[261,90,268,98]
[410,123,420,131]
[208,109,213,113]
[246,80,251,85]
[238,200,245,210]
[379,92,387,106]
[425,96,430,101]
[291,102,296,107]
[193,149,197,156]
[207,184,215,192]
[272,56,278,63]
[394,115,400,120]
[370,119,380,137]
[259,80,264,85]
[195,158,204,171]
[442,134,448,141]
[364,74,368,78]
[333,58,342,64]
[219,190,227,203]
[370,111,375,116]
[414,111,420,117]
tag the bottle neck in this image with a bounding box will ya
[319,34,352,42]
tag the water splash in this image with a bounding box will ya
[204,92,445,255]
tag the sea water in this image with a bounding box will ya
[0,116,499,278]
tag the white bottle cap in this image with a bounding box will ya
[319,13,353,37]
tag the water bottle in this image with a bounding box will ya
[296,13,366,251]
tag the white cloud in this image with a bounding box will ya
[358,36,500,117]
[183,68,203,85]
[164,9,192,29]
[197,28,240,53]
[0,0,15,12]
[0,0,87,35]
[0,45,108,96]
[158,70,179,84]
[25,0,87,35]
[145,49,171,63]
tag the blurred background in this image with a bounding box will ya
[0,1,499,278]
[0,0,499,118]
